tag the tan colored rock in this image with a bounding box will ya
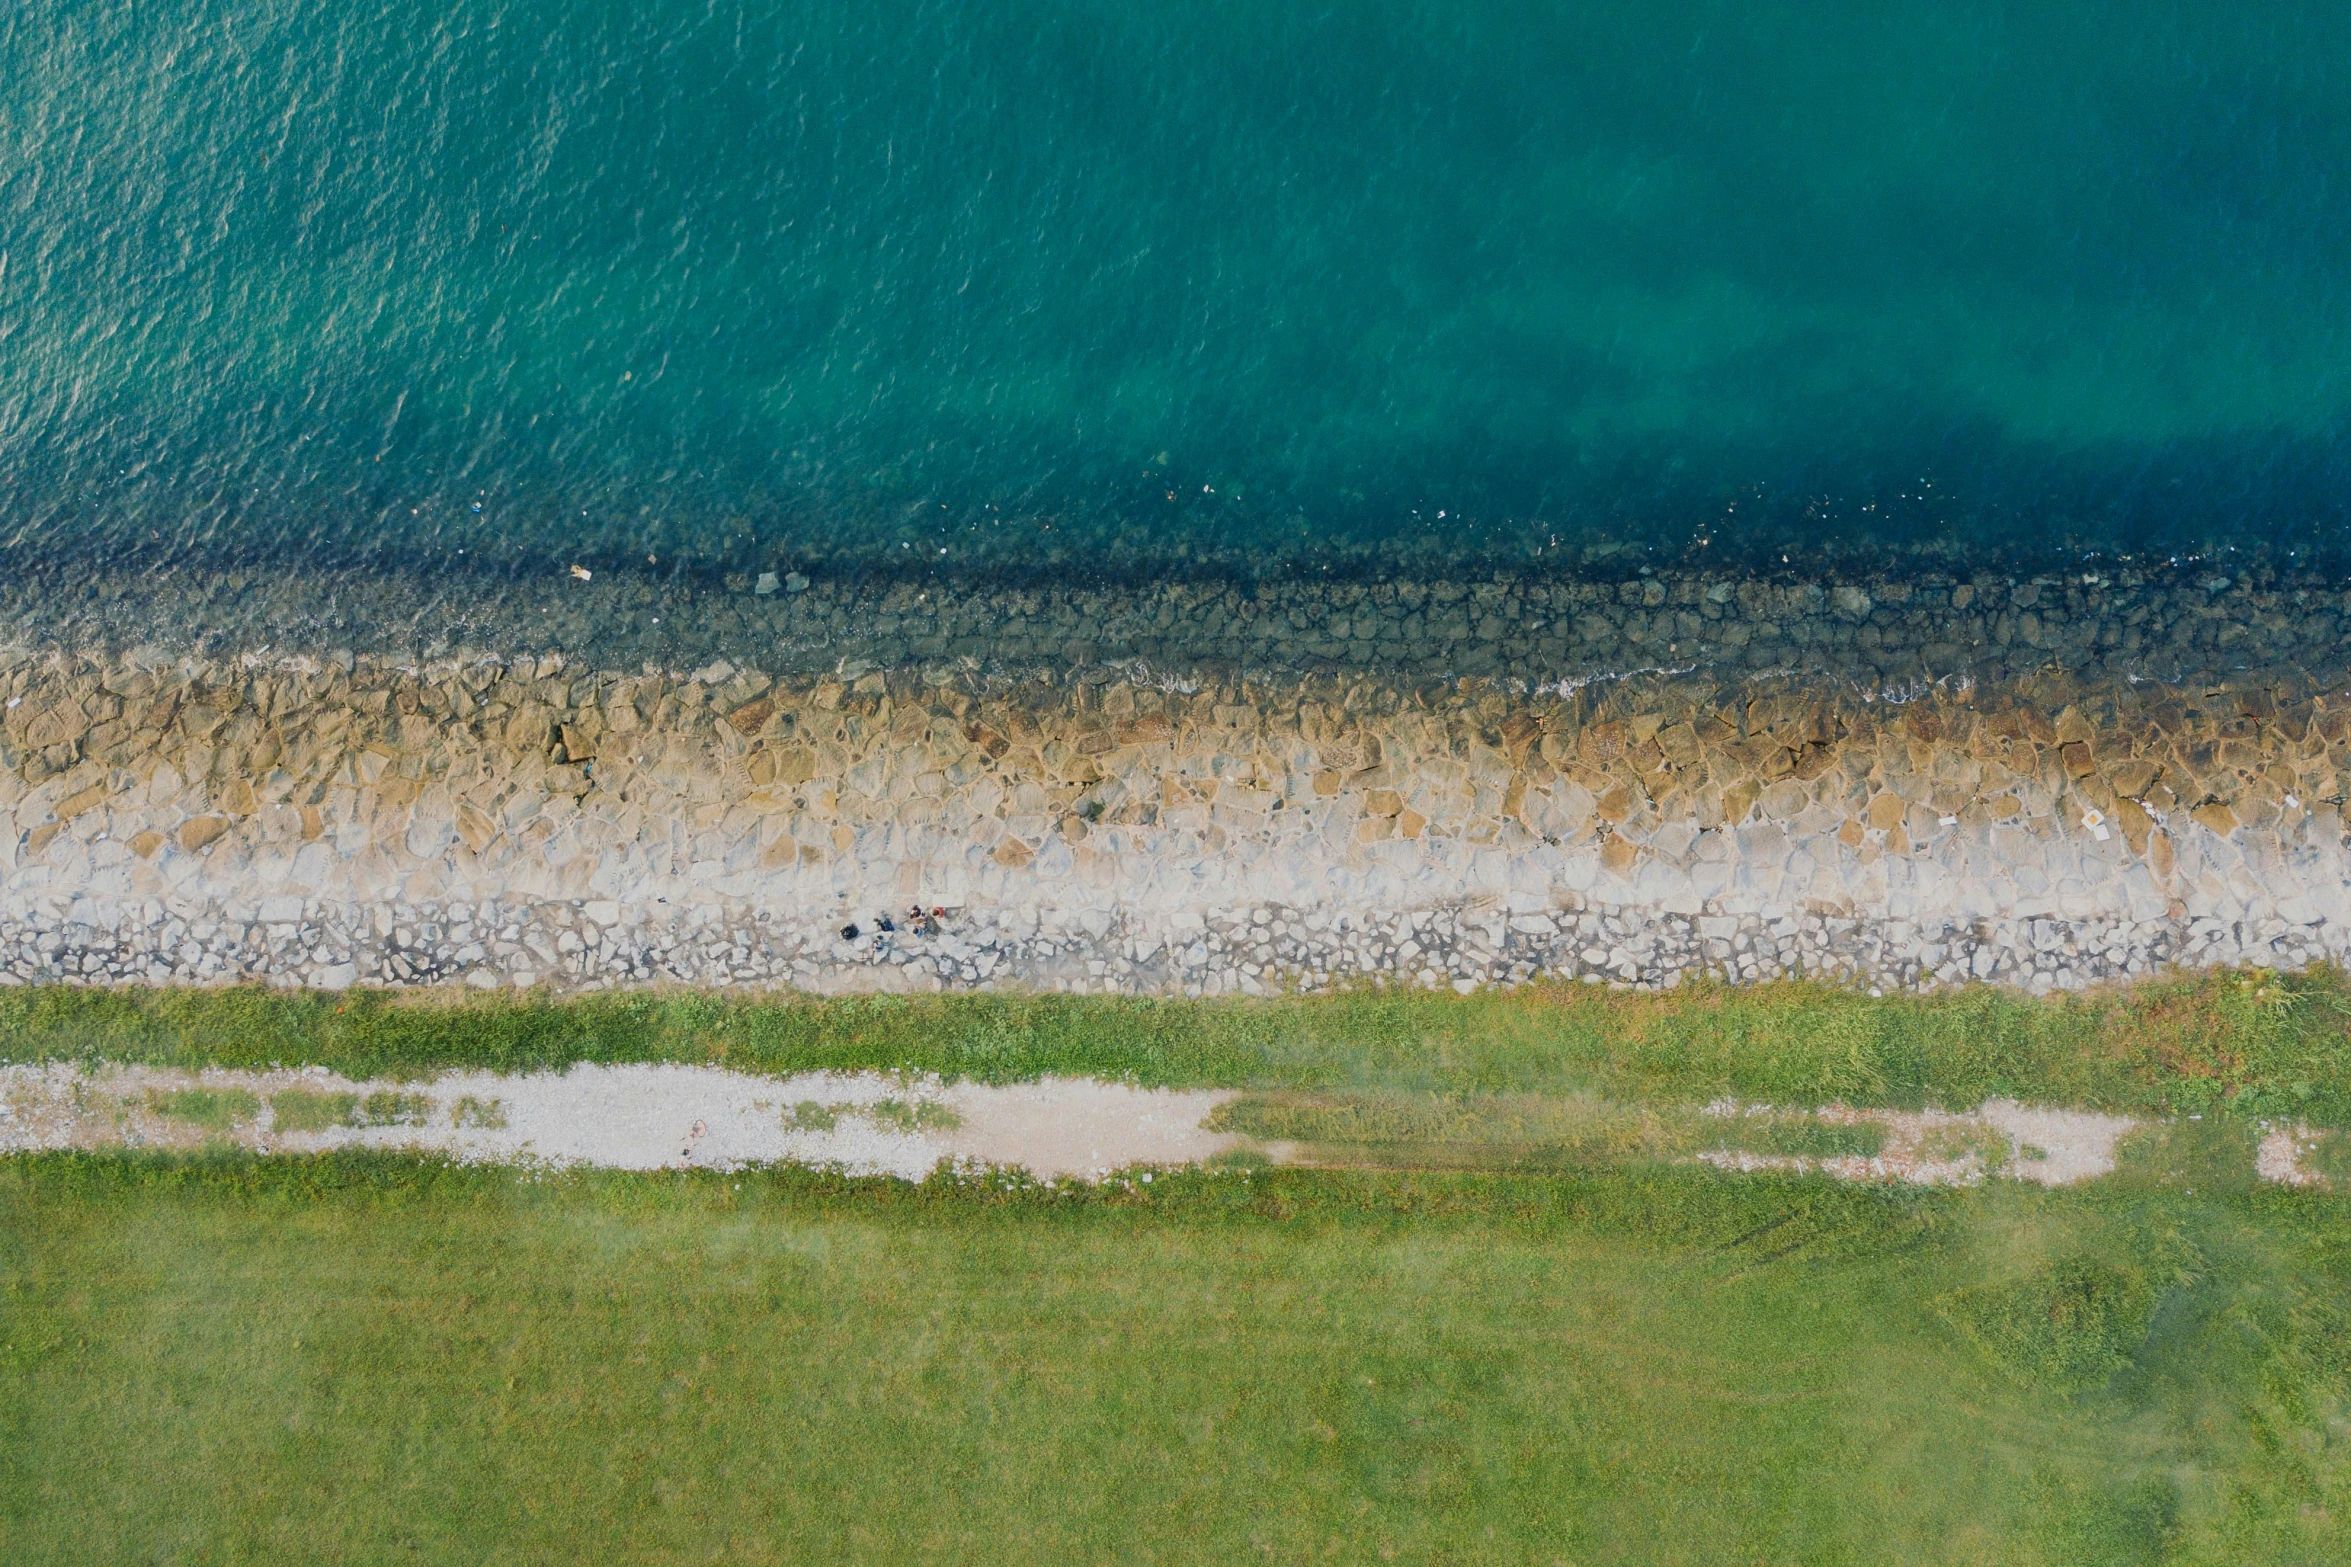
[20,705,89,749]
[504,708,552,751]
[178,816,228,852]
[129,829,164,858]
[1599,835,1639,877]
[55,784,107,820]
[456,803,499,853]
[724,698,774,736]
[2190,802,2239,835]
[1657,722,1701,766]
[1119,715,1173,745]
[1580,725,1626,764]
[1759,779,1808,819]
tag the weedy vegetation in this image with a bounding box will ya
[450,1095,506,1130]
[144,1087,261,1131]
[266,1088,358,1132]
[263,1089,432,1133]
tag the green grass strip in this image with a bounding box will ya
[3,965,2351,1121]
[2,1151,2347,1563]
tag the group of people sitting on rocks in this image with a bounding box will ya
[840,906,949,942]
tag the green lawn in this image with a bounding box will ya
[3,1155,2346,1564]
[7,972,2351,1561]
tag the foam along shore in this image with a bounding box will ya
[5,629,2351,995]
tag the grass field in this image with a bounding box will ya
[1,1151,2345,1564]
[7,971,2351,1561]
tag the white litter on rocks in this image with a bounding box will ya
[0,1062,1239,1181]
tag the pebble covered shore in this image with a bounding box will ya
[4,560,2350,995]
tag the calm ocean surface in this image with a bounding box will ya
[6,1,2350,580]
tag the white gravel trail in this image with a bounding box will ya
[0,1061,1238,1180]
[0,1064,2295,1191]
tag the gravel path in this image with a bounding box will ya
[0,1063,2279,1190]
[0,1062,1238,1180]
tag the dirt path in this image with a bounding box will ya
[0,1063,2306,1190]
[0,1062,1238,1180]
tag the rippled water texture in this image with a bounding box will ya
[6,1,2350,574]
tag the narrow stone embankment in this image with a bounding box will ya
[3,562,2349,995]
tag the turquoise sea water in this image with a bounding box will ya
[6,2,2350,577]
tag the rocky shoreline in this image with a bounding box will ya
[8,553,2348,691]
[4,561,2349,994]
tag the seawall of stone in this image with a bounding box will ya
[9,555,2348,692]
[4,600,2349,994]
